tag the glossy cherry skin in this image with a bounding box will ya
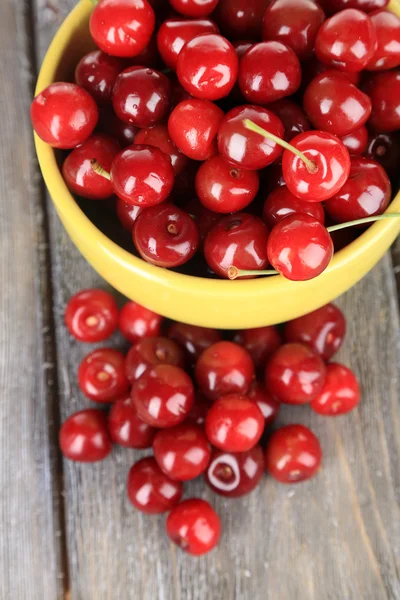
[284,303,346,361]
[195,156,259,214]
[265,424,322,483]
[366,132,400,180]
[282,131,351,202]
[59,410,112,462]
[248,382,280,426]
[265,343,326,404]
[78,348,129,403]
[31,83,98,149]
[205,394,264,452]
[233,327,281,370]
[319,0,388,12]
[311,363,361,416]
[131,364,194,427]
[112,67,171,128]
[98,108,138,148]
[62,135,120,200]
[364,71,400,133]
[204,213,269,279]
[205,444,264,497]
[116,199,143,232]
[108,395,157,448]
[215,0,271,40]
[325,157,391,224]
[239,42,301,105]
[125,336,185,383]
[267,99,311,143]
[168,322,222,362]
[157,18,219,69]
[166,499,221,556]
[182,198,222,243]
[263,186,325,230]
[267,214,334,281]
[168,99,224,161]
[341,126,368,156]
[262,0,325,61]
[111,145,174,207]
[75,51,123,105]
[367,9,400,70]
[127,457,183,514]
[195,341,255,401]
[304,72,372,137]
[65,289,119,343]
[315,9,377,72]
[118,301,163,344]
[134,124,188,175]
[177,34,239,101]
[89,0,155,58]
[218,105,285,170]
[133,204,200,267]
[169,0,219,16]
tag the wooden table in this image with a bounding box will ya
[1,1,400,598]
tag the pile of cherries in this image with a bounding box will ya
[31,0,400,282]
[60,287,360,555]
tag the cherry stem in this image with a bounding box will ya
[91,159,111,181]
[228,266,278,280]
[243,119,317,173]
[327,213,400,232]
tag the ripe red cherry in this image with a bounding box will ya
[111,145,174,207]
[118,301,162,344]
[65,289,119,343]
[195,341,255,400]
[205,445,264,497]
[168,322,222,362]
[325,157,391,224]
[239,42,301,104]
[168,99,224,161]
[98,108,138,148]
[116,199,143,232]
[204,214,269,279]
[108,395,156,448]
[131,364,194,427]
[265,343,326,404]
[205,394,264,452]
[157,19,219,69]
[133,204,200,267]
[59,409,112,462]
[233,327,281,370]
[366,132,400,180]
[195,156,259,214]
[267,99,311,142]
[363,71,400,133]
[169,0,219,16]
[341,126,368,156]
[262,0,325,61]
[89,0,155,58]
[265,424,322,483]
[304,71,372,137]
[75,50,123,105]
[311,363,361,416]
[134,124,188,175]
[62,135,120,200]
[366,9,400,70]
[31,83,98,149]
[215,0,272,40]
[248,382,280,426]
[127,457,183,513]
[78,348,129,403]
[112,67,171,128]
[153,423,211,481]
[263,186,325,230]
[315,9,377,72]
[284,303,346,361]
[177,34,239,101]
[166,499,221,555]
[125,337,185,383]
[218,106,285,170]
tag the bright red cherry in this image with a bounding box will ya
[65,289,119,343]
[319,0,388,12]
[75,50,123,105]
[325,157,391,224]
[169,0,219,16]
[204,213,269,279]
[265,424,322,483]
[363,71,400,133]
[267,99,311,142]
[166,499,221,555]
[98,108,138,148]
[341,126,368,156]
[311,363,361,416]
[134,124,188,175]
[127,457,183,513]
[265,343,326,404]
[215,0,271,40]
[205,394,264,452]
[247,382,280,426]
[131,364,194,427]
[108,395,156,448]
[125,336,185,383]
[182,198,222,243]
[366,132,400,180]
[31,83,98,149]
[262,0,325,61]
[168,99,224,161]
[133,204,200,267]
[284,303,346,361]
[205,445,264,497]
[168,322,222,362]
[116,199,143,232]
[177,34,239,101]
[78,348,129,403]
[112,67,171,128]
[233,327,281,370]
[263,186,325,230]
[59,409,112,462]
[62,135,120,200]
[239,42,301,104]
[89,0,155,58]
[118,301,162,344]
[366,9,400,70]
[157,19,219,69]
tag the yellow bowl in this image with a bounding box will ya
[34,0,400,329]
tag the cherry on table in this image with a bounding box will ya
[363,71,400,133]
[134,124,189,175]
[65,289,119,343]
[98,108,138,148]
[263,186,325,230]
[169,0,219,17]
[116,199,143,232]
[366,9,400,70]
[108,395,157,448]
[127,457,183,514]
[168,322,222,362]
[311,363,361,416]
[248,382,280,426]
[214,0,271,40]
[157,18,219,70]
[366,132,400,180]
[341,126,368,156]
[125,336,185,383]
[78,348,129,403]
[75,50,124,105]
[166,498,221,556]
[118,301,163,345]
[233,327,282,370]
[205,444,265,497]
[59,409,112,462]
[267,99,311,142]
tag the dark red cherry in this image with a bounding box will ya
[248,382,280,426]
[300,55,362,91]
[172,162,199,200]
[170,75,193,108]
[166,499,221,555]
[262,186,325,230]
[205,444,264,497]
[366,132,400,180]
[267,99,311,142]
[186,392,213,426]
[182,197,222,243]
[363,71,400,133]
[233,41,254,59]
[128,34,161,68]
[78,348,129,403]
[168,322,222,362]
[263,162,286,196]
[341,126,368,156]
[125,336,185,383]
[169,0,219,17]
[59,409,112,462]
[319,0,388,13]
[108,395,157,448]
[157,18,219,69]
[127,457,183,513]
[215,0,271,40]
[98,108,138,148]
[311,363,361,416]
[75,50,123,105]
[366,9,400,70]
[116,199,143,232]
[233,327,281,370]
[135,124,189,175]
[65,288,119,343]
[118,301,162,344]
